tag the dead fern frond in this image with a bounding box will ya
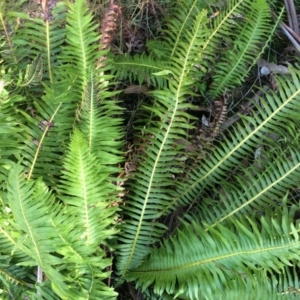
[195,97,228,148]
[97,1,121,68]
[210,97,227,139]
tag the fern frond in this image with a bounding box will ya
[145,40,170,60]
[77,69,123,170]
[59,129,118,246]
[187,143,300,228]
[209,0,278,97]
[0,259,32,292]
[7,165,61,266]
[60,0,101,85]
[169,271,300,300]
[170,67,300,210]
[4,159,117,298]
[0,214,59,298]
[110,53,168,88]
[52,129,118,299]
[6,2,67,82]
[116,9,210,279]
[0,2,17,65]
[127,206,300,299]
[0,4,73,189]
[167,0,209,59]
[16,81,77,186]
[275,265,300,299]
[19,54,43,87]
[49,205,117,299]
[1,0,103,186]
[4,164,74,296]
[0,92,27,191]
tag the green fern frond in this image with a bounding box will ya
[0,3,72,184]
[183,141,300,229]
[7,11,48,61]
[32,282,61,300]
[59,129,119,246]
[49,206,117,299]
[6,2,67,82]
[145,40,170,60]
[0,216,55,298]
[116,9,210,279]
[3,0,103,186]
[60,0,101,85]
[209,0,279,97]
[275,265,300,299]
[17,82,77,186]
[3,158,117,298]
[19,54,43,87]
[3,164,74,297]
[0,2,17,65]
[0,261,32,290]
[0,90,27,191]
[110,1,207,88]
[53,129,118,299]
[171,271,300,300]
[45,2,68,83]
[127,206,300,299]
[110,53,168,88]
[7,165,61,266]
[167,0,209,59]
[77,69,123,170]
[171,67,300,210]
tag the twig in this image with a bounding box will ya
[271,9,300,53]
[36,266,43,296]
[279,23,300,53]
[281,21,300,43]
[284,0,300,36]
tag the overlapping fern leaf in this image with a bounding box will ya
[0,2,75,187]
[111,0,274,96]
[167,0,209,60]
[109,0,208,89]
[77,70,123,170]
[0,89,26,192]
[0,0,122,298]
[3,1,68,82]
[122,33,300,300]
[0,0,105,187]
[2,0,300,298]
[115,0,278,281]
[186,140,300,228]
[127,200,300,299]
[170,67,300,210]
[203,0,278,97]
[109,0,208,90]
[52,129,118,299]
[2,164,66,299]
[110,53,168,88]
[116,7,211,279]
[1,142,119,298]
[60,0,103,87]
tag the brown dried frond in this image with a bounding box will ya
[31,0,59,21]
[195,97,227,147]
[100,3,121,50]
[97,1,121,69]
[210,97,227,139]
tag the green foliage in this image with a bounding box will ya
[207,0,281,97]
[127,203,300,299]
[1,0,300,299]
